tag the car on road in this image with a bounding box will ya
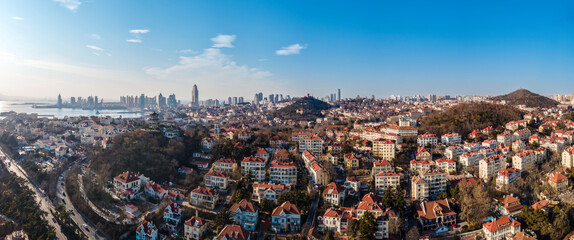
[52,218,57,223]
[83,224,89,231]
[69,209,75,215]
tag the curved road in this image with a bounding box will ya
[57,165,109,240]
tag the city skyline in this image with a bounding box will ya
[2,1,574,100]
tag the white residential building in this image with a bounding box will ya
[241,157,265,182]
[269,160,297,185]
[479,155,505,180]
[411,169,447,200]
[562,145,574,169]
[441,133,461,146]
[512,150,535,171]
[323,182,346,206]
[417,133,438,146]
[374,172,400,195]
[482,215,521,240]
[496,168,521,189]
[372,138,396,159]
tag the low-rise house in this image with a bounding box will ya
[374,172,400,195]
[372,159,393,176]
[216,225,250,240]
[190,187,219,210]
[344,177,360,195]
[321,207,353,233]
[497,195,523,217]
[230,199,259,231]
[418,133,438,146]
[415,199,457,231]
[416,147,432,161]
[496,168,521,189]
[204,171,229,190]
[441,133,461,146]
[271,201,301,233]
[201,137,216,151]
[136,220,158,240]
[255,148,270,162]
[164,202,182,232]
[343,153,360,169]
[213,158,237,173]
[547,172,568,192]
[459,152,484,168]
[435,159,456,174]
[410,160,431,174]
[270,160,297,185]
[482,215,521,240]
[323,182,346,206]
[144,181,168,200]
[184,216,207,240]
[445,145,463,160]
[252,183,291,204]
[310,161,330,186]
[113,171,146,200]
[498,132,514,146]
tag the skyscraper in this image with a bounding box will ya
[338,89,341,101]
[57,94,62,107]
[191,84,199,106]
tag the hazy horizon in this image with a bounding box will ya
[2,1,574,100]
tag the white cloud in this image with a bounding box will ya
[178,49,197,54]
[129,29,150,34]
[276,44,306,56]
[53,0,81,11]
[211,34,236,48]
[127,29,150,43]
[12,17,23,20]
[86,45,103,51]
[145,41,281,98]
[258,59,268,62]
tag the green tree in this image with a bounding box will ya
[214,207,233,232]
[358,211,377,240]
[347,219,359,238]
[341,144,354,154]
[260,198,276,213]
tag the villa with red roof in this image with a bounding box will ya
[496,168,521,189]
[372,159,393,176]
[230,199,259,231]
[417,133,438,147]
[416,147,432,161]
[482,215,521,240]
[113,171,147,200]
[415,199,457,231]
[136,220,158,240]
[255,148,270,162]
[144,181,168,200]
[271,201,301,233]
[213,158,237,173]
[164,202,181,232]
[216,225,250,240]
[547,172,569,192]
[190,187,219,210]
[323,182,346,206]
[184,216,207,240]
[497,195,523,217]
[252,183,291,204]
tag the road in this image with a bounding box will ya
[58,165,109,240]
[0,148,67,240]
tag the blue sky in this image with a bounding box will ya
[1,0,574,100]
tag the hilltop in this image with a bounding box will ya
[491,89,559,108]
[418,102,523,137]
[275,96,332,121]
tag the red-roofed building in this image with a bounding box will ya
[205,170,229,190]
[270,161,297,185]
[416,199,457,231]
[372,159,393,176]
[271,201,301,232]
[213,158,237,173]
[136,220,158,240]
[144,181,168,200]
[562,145,574,169]
[372,138,396,159]
[252,183,291,204]
[190,187,219,210]
[255,148,270,162]
[184,216,207,240]
[164,202,181,231]
[230,199,259,231]
[323,182,346,206]
[496,168,521,188]
[216,225,250,240]
[410,160,431,173]
[497,195,523,217]
[547,172,568,192]
[374,172,400,195]
[435,159,456,174]
[416,147,432,161]
[417,133,438,147]
[241,157,265,182]
[113,171,146,200]
[321,207,353,232]
[482,215,521,240]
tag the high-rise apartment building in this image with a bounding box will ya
[191,84,199,106]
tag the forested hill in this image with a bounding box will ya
[418,102,523,137]
[491,89,559,108]
[274,96,332,121]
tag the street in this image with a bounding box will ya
[57,165,109,240]
[0,148,67,240]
